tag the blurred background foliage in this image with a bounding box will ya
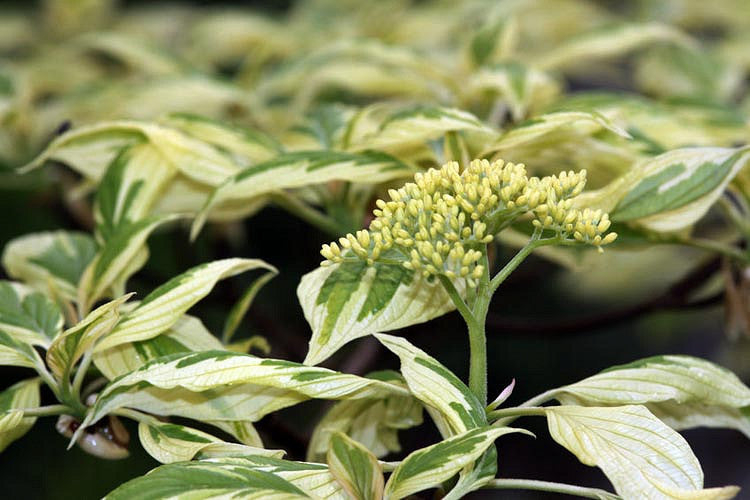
[1,0,750,497]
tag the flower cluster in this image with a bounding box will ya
[321,159,617,286]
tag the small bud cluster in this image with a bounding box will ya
[321,159,617,286]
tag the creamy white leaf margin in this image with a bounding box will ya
[545,405,739,500]
[300,263,458,366]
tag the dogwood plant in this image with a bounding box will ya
[1,156,749,499]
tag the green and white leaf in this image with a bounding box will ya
[384,426,532,500]
[485,111,630,155]
[307,371,423,462]
[464,63,560,122]
[202,456,347,500]
[22,121,241,187]
[80,351,409,435]
[300,262,458,366]
[0,378,40,452]
[94,313,223,379]
[533,22,694,71]
[46,294,131,380]
[0,281,63,347]
[545,405,739,500]
[1,231,96,301]
[374,334,485,437]
[352,106,494,150]
[78,214,179,312]
[0,329,46,369]
[581,146,750,232]
[94,142,178,241]
[95,258,274,352]
[105,461,311,500]
[138,420,283,464]
[327,432,384,500]
[192,150,412,238]
[162,113,282,164]
[554,355,750,438]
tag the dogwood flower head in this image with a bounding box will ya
[321,159,617,285]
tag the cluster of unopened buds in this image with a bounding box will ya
[321,159,617,287]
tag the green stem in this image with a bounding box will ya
[489,231,551,295]
[483,479,621,499]
[490,389,559,425]
[488,406,547,420]
[270,191,346,237]
[20,404,72,417]
[439,273,488,404]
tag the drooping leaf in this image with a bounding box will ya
[384,426,532,500]
[300,262,458,366]
[533,22,694,71]
[581,146,750,232]
[352,106,494,150]
[0,281,63,347]
[94,258,274,352]
[0,378,40,452]
[21,121,241,187]
[105,460,311,500]
[2,231,96,301]
[307,371,423,462]
[79,351,409,437]
[162,112,282,164]
[484,111,630,155]
[327,432,384,500]
[192,150,413,239]
[545,405,739,500]
[0,330,45,369]
[554,355,750,438]
[138,420,283,464]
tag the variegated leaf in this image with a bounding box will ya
[533,22,694,71]
[78,214,179,312]
[581,146,750,232]
[307,371,423,462]
[0,281,62,347]
[554,355,750,438]
[79,351,409,436]
[464,62,560,122]
[484,111,630,155]
[327,432,384,500]
[22,121,240,187]
[0,378,40,452]
[162,112,282,164]
[545,405,739,500]
[46,295,131,380]
[105,461,311,500]
[1,231,96,302]
[94,313,223,379]
[203,456,347,499]
[352,106,494,150]
[192,150,412,239]
[95,258,274,352]
[468,16,517,67]
[384,426,532,500]
[94,142,178,241]
[300,262,458,366]
[138,420,283,464]
[374,334,484,437]
[0,329,45,369]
